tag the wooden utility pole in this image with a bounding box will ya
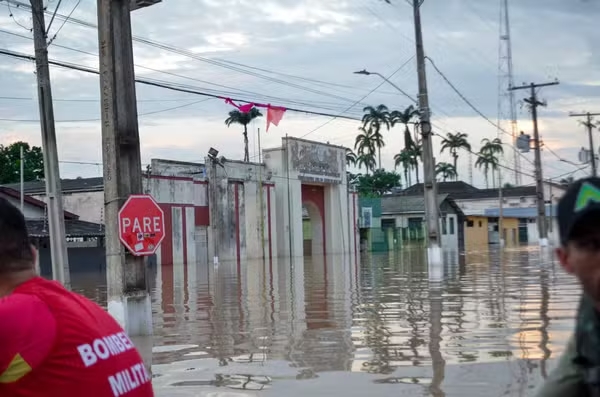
[97,0,159,336]
[510,81,559,246]
[570,112,600,177]
[412,0,441,262]
[30,0,70,287]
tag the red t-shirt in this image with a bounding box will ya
[0,277,154,397]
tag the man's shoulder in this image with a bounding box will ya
[0,292,48,318]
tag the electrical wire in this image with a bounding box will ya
[47,0,80,46]
[0,98,212,122]
[0,47,364,121]
[0,28,366,115]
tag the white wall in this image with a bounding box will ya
[32,191,104,223]
[0,192,45,219]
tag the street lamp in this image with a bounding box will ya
[130,0,161,10]
[354,69,417,104]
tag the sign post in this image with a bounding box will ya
[118,195,165,256]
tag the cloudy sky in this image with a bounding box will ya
[0,0,598,188]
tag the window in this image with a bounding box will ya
[449,217,455,235]
[442,217,447,235]
[466,220,474,227]
[479,221,483,227]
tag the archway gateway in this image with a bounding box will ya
[302,185,325,257]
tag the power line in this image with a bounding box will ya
[426,56,534,166]
[0,28,366,115]
[1,0,406,104]
[0,98,212,122]
[0,47,364,122]
[47,0,80,46]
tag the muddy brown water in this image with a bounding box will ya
[70,246,580,396]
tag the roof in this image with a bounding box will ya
[3,177,104,195]
[381,194,464,217]
[0,187,78,220]
[401,180,565,200]
[27,219,105,238]
[402,181,479,196]
[484,205,557,218]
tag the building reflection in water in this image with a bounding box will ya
[70,245,580,395]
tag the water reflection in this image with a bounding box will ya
[72,246,580,396]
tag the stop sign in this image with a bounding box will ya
[118,194,165,256]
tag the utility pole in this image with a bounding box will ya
[570,112,600,177]
[510,81,559,247]
[97,0,160,336]
[30,0,70,287]
[412,0,441,264]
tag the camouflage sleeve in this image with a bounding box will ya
[532,334,586,397]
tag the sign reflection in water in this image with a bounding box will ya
[70,247,579,396]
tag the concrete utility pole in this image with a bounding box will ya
[570,112,600,177]
[412,0,441,263]
[510,81,559,247]
[97,0,160,336]
[30,0,70,287]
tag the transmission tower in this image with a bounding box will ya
[497,0,522,185]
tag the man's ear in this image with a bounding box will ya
[556,246,574,274]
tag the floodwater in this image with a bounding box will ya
[71,246,581,396]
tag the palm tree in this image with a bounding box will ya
[479,138,503,187]
[362,105,390,170]
[224,108,263,162]
[440,132,471,180]
[354,126,382,165]
[357,153,377,175]
[408,143,422,184]
[345,148,357,168]
[435,162,457,182]
[480,138,504,156]
[394,149,414,187]
[475,151,499,188]
[390,105,420,151]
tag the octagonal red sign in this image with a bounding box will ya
[118,194,165,256]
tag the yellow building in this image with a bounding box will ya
[464,216,489,251]
[464,215,520,250]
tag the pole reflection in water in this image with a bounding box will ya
[68,246,580,396]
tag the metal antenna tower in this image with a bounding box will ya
[497,0,521,185]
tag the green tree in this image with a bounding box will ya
[475,152,499,188]
[345,148,357,167]
[479,138,504,187]
[224,108,263,162]
[440,132,471,180]
[394,149,415,187]
[435,162,457,182]
[407,143,422,184]
[361,105,390,170]
[356,169,401,197]
[355,127,381,174]
[0,142,44,184]
[390,105,419,151]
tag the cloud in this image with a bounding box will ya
[0,0,598,189]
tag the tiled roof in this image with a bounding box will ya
[402,181,566,200]
[0,187,78,220]
[381,194,451,214]
[3,177,104,195]
[27,219,105,238]
[402,181,479,196]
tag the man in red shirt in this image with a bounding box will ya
[0,197,155,397]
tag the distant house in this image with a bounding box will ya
[3,177,105,224]
[357,194,465,252]
[400,181,566,246]
[0,186,105,274]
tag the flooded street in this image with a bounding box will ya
[71,247,580,396]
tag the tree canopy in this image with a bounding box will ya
[0,142,44,184]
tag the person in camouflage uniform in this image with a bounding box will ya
[534,177,600,396]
